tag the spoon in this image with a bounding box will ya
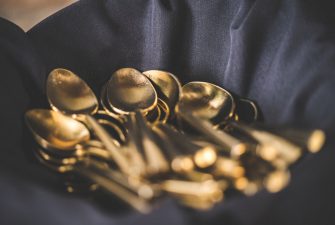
[32,148,152,213]
[100,83,126,120]
[176,82,249,157]
[107,68,170,175]
[25,109,122,161]
[25,108,90,151]
[46,69,130,174]
[47,68,98,115]
[178,81,235,125]
[107,68,157,115]
[143,70,182,116]
[34,145,158,200]
[101,82,165,123]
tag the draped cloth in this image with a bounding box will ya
[1,0,335,224]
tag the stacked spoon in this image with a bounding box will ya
[25,68,326,212]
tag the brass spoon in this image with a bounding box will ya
[143,70,182,116]
[101,82,164,123]
[34,147,158,200]
[107,68,157,115]
[107,69,169,175]
[46,69,130,174]
[178,81,235,125]
[176,81,248,157]
[25,109,90,151]
[32,148,152,213]
[25,109,120,160]
[47,68,98,115]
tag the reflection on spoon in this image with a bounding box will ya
[107,68,157,115]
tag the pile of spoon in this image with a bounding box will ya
[25,68,326,213]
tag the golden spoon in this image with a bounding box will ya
[25,109,122,160]
[25,109,89,151]
[46,69,130,174]
[143,70,182,117]
[107,68,157,115]
[106,68,169,175]
[47,68,98,115]
[101,82,165,123]
[178,81,235,125]
[32,148,152,213]
[176,81,248,157]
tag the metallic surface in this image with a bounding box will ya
[107,68,157,115]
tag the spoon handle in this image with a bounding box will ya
[87,160,160,199]
[245,123,325,153]
[178,111,247,157]
[229,122,302,164]
[160,180,222,200]
[85,115,131,175]
[134,111,170,175]
[74,163,152,213]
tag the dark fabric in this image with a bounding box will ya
[1,0,335,224]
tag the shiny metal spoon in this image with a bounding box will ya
[25,109,89,151]
[25,109,120,159]
[101,82,164,123]
[176,84,248,158]
[46,69,130,174]
[143,70,182,116]
[47,68,98,115]
[178,81,235,125]
[107,68,157,115]
[32,148,152,213]
[107,68,170,175]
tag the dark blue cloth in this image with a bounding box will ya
[1,0,335,224]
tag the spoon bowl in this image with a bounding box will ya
[178,82,235,125]
[47,69,98,115]
[25,109,90,151]
[107,68,157,115]
[143,70,182,113]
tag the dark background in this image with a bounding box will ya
[1,0,335,224]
